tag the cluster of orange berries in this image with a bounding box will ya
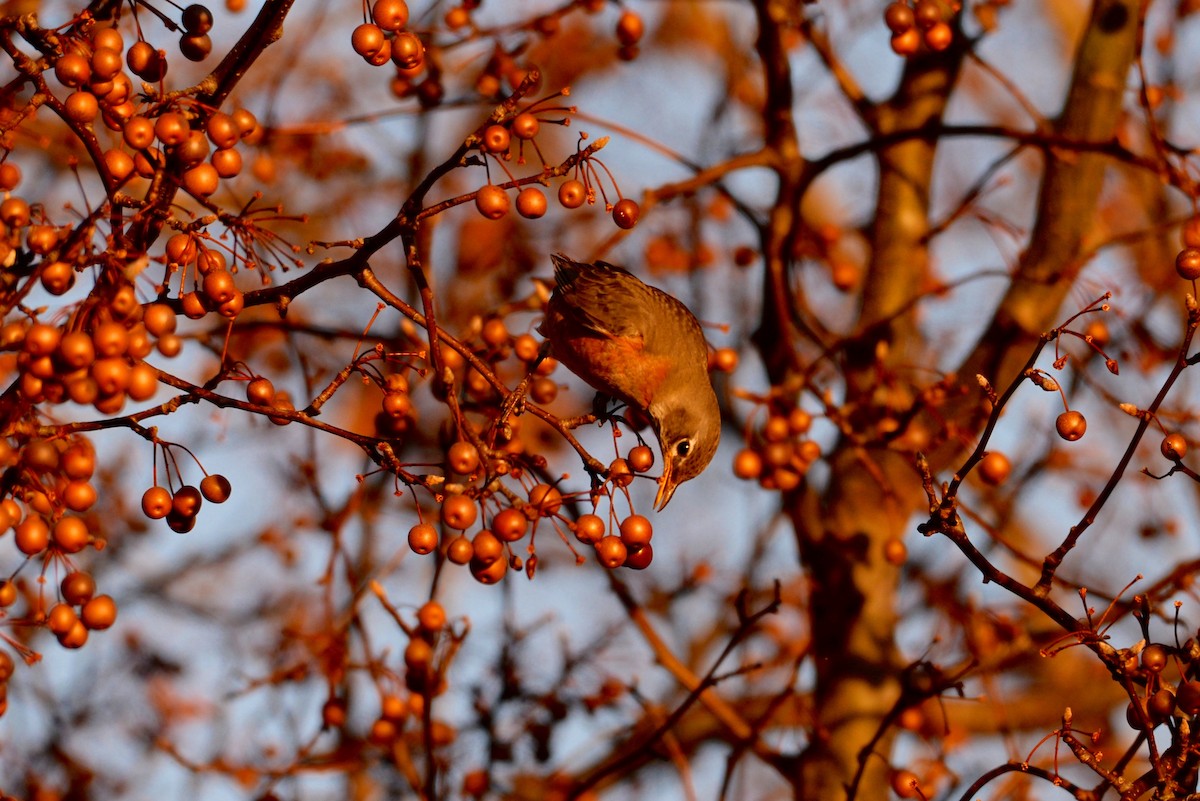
[166,233,245,320]
[1121,640,1200,733]
[350,0,431,99]
[474,116,642,230]
[407,441,660,582]
[885,0,955,56]
[6,289,178,414]
[732,406,822,492]
[0,433,119,691]
[45,18,261,199]
[321,600,458,749]
[140,471,230,534]
[1173,215,1200,281]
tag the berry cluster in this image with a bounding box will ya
[885,0,955,56]
[473,102,642,231]
[0,433,119,696]
[347,1,646,231]
[732,405,822,493]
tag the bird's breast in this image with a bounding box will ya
[548,331,671,412]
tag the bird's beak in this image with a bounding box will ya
[654,459,677,511]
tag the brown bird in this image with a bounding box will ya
[538,253,721,510]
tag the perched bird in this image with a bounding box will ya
[538,253,721,510]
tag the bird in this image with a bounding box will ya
[538,253,721,510]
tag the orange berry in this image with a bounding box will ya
[574,513,605,544]
[978,451,1011,485]
[516,187,547,219]
[475,184,510,220]
[471,530,504,564]
[595,535,627,569]
[528,484,562,516]
[492,507,528,542]
[618,514,652,548]
[447,441,480,474]
[408,522,438,555]
[446,534,473,564]
[417,601,446,632]
[81,594,117,629]
[441,494,477,530]
[200,473,232,503]
[1055,410,1087,442]
[511,112,540,139]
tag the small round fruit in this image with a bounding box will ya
[372,0,410,31]
[1142,643,1169,672]
[1178,680,1200,716]
[182,4,215,33]
[54,53,92,87]
[482,124,510,154]
[558,179,586,209]
[1055,410,1087,442]
[884,1,916,32]
[890,769,921,799]
[183,163,219,196]
[883,537,908,566]
[924,21,952,51]
[81,594,117,630]
[474,184,510,220]
[0,162,20,190]
[61,571,96,605]
[618,514,653,548]
[1177,248,1200,280]
[53,515,90,553]
[1162,432,1188,461]
[246,376,276,405]
[628,445,654,473]
[733,448,763,480]
[624,543,653,569]
[528,484,562,516]
[179,33,213,61]
[492,508,528,542]
[611,198,640,229]
[471,530,504,565]
[447,441,480,474]
[200,474,232,503]
[595,535,627,569]
[417,600,446,632]
[890,27,921,56]
[616,10,644,45]
[574,513,605,544]
[172,485,203,518]
[14,516,50,555]
[441,494,477,530]
[408,522,438,555]
[978,451,1011,485]
[511,112,540,139]
[351,23,387,57]
[446,534,473,564]
[154,111,189,146]
[470,553,507,584]
[516,187,547,219]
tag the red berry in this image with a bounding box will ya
[612,198,640,229]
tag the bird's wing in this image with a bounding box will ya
[549,254,648,342]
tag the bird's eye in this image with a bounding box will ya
[675,440,691,458]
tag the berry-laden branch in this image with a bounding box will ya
[1036,298,1200,594]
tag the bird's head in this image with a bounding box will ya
[650,382,721,511]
